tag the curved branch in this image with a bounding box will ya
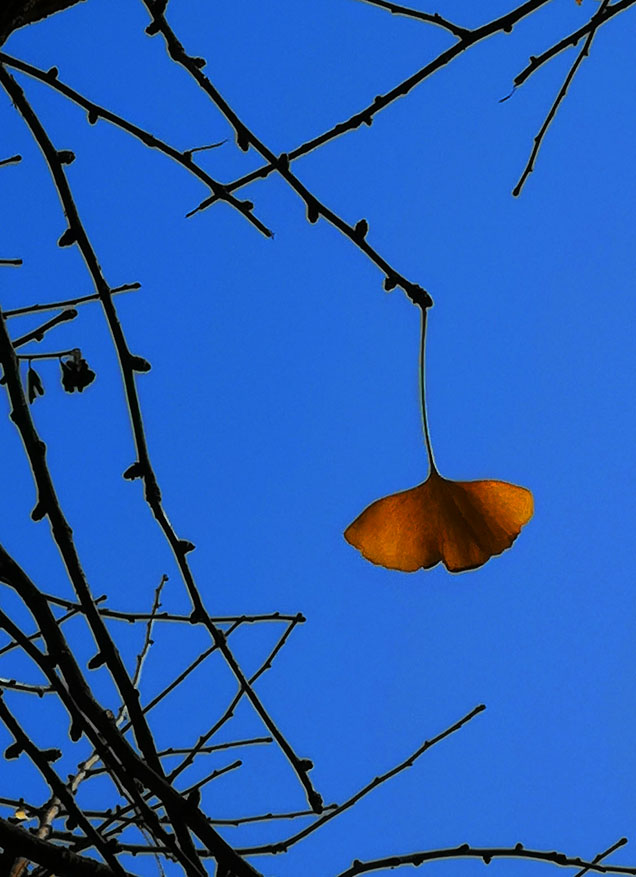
[332,843,635,876]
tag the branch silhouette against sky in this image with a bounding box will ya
[0,1,635,876]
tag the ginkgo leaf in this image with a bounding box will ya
[344,468,533,573]
[344,305,533,573]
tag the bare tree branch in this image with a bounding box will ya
[513,0,611,196]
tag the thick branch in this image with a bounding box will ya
[0,818,138,877]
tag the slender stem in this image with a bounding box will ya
[419,307,436,474]
[4,283,140,318]
[17,350,75,361]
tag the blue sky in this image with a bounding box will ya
[1,1,636,875]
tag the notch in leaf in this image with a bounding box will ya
[60,354,96,393]
[27,365,44,404]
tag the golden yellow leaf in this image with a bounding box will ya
[344,468,533,573]
[344,306,533,573]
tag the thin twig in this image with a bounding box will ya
[16,348,77,360]
[0,549,263,877]
[332,843,636,876]
[574,838,629,877]
[11,575,169,877]
[0,154,21,167]
[0,600,103,657]
[82,617,302,848]
[186,0,554,225]
[512,0,636,91]
[238,704,485,855]
[352,0,469,38]
[43,593,304,625]
[0,53,273,239]
[513,0,611,196]
[4,283,140,318]
[0,694,128,877]
[0,678,51,695]
[12,309,78,348]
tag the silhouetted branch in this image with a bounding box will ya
[513,0,611,196]
[0,678,51,695]
[159,737,273,758]
[0,63,178,789]
[332,843,636,876]
[0,694,128,876]
[352,0,469,38]
[0,153,21,167]
[574,839,629,877]
[512,0,636,91]
[4,283,140,318]
[167,616,303,785]
[0,817,138,877]
[0,0,85,47]
[2,56,323,817]
[0,53,273,239]
[0,258,22,266]
[238,703,486,855]
[83,617,303,850]
[12,309,78,348]
[140,0,431,311]
[8,576,169,877]
[0,546,264,877]
[44,594,305,625]
[186,0,555,223]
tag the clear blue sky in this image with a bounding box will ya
[1,1,636,875]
